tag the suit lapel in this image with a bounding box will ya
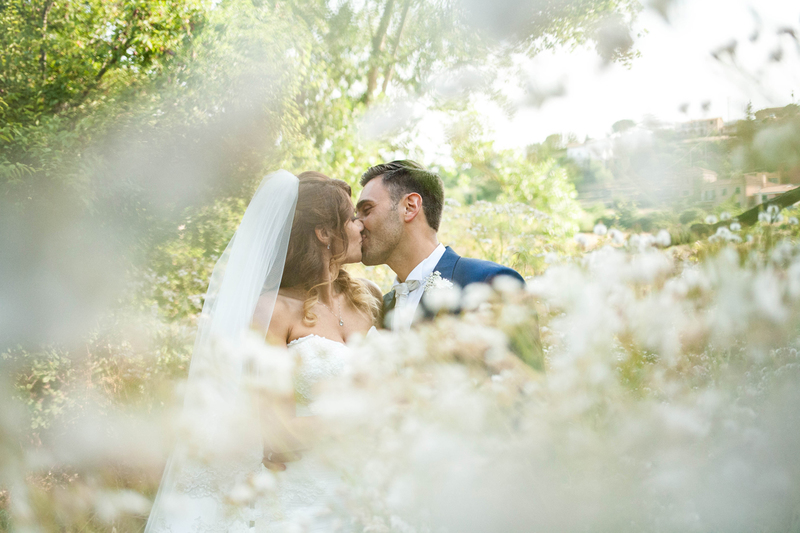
[433,246,460,283]
[379,290,396,329]
[416,246,461,320]
[382,247,460,328]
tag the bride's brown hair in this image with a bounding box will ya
[280,171,379,325]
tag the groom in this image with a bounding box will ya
[356,160,525,331]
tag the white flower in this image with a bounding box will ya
[730,222,741,232]
[720,212,731,221]
[493,274,524,294]
[423,285,461,313]
[705,215,718,224]
[609,229,626,245]
[593,223,608,236]
[250,470,277,493]
[423,272,459,312]
[95,490,151,523]
[790,217,799,225]
[424,271,453,292]
[462,283,494,310]
[228,483,255,505]
[655,229,671,247]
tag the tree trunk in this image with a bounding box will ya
[364,0,395,106]
[40,0,56,81]
[381,0,412,95]
[733,187,800,227]
[95,8,140,83]
[691,186,800,239]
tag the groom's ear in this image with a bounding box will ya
[402,193,423,223]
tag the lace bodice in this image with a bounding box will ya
[288,334,350,416]
[148,334,352,533]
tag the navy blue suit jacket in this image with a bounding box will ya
[381,246,524,323]
[433,246,524,288]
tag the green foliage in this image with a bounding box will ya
[0,1,651,527]
[0,0,208,123]
[604,198,638,228]
[3,347,75,431]
[731,106,800,173]
[679,208,703,225]
[444,115,581,232]
[138,197,247,320]
[612,119,636,133]
[440,200,574,278]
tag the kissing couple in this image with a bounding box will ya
[145,160,524,532]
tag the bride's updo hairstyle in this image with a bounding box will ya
[281,171,379,325]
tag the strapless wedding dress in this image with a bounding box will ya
[150,334,352,533]
[254,334,352,532]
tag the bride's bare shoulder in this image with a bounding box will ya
[253,289,304,336]
[271,289,305,317]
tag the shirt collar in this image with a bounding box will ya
[392,243,446,289]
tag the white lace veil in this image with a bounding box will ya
[145,170,299,532]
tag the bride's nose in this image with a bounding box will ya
[353,219,364,231]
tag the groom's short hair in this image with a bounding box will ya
[360,160,445,231]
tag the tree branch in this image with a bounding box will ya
[364,0,395,106]
[692,186,800,238]
[95,9,139,83]
[381,0,412,95]
[39,0,56,81]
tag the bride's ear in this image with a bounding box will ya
[314,226,330,248]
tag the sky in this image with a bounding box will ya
[414,0,800,157]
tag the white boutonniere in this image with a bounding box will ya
[424,271,453,292]
[422,271,461,313]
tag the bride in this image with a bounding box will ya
[145,170,381,532]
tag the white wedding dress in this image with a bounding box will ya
[254,334,352,532]
[150,334,351,533]
[146,172,362,532]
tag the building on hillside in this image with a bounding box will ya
[743,171,781,207]
[755,105,800,121]
[698,171,793,209]
[757,184,798,204]
[565,138,614,164]
[678,167,717,199]
[722,121,739,136]
[699,177,745,208]
[677,117,724,138]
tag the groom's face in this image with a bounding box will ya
[356,177,403,266]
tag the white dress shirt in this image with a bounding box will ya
[390,243,446,331]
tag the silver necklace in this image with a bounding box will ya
[318,297,344,327]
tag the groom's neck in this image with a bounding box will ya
[389,232,439,283]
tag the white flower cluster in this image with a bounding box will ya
[302,244,800,532]
[10,239,800,533]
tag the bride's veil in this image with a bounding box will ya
[145,170,299,531]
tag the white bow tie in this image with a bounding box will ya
[394,279,421,297]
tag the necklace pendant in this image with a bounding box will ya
[339,319,344,326]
